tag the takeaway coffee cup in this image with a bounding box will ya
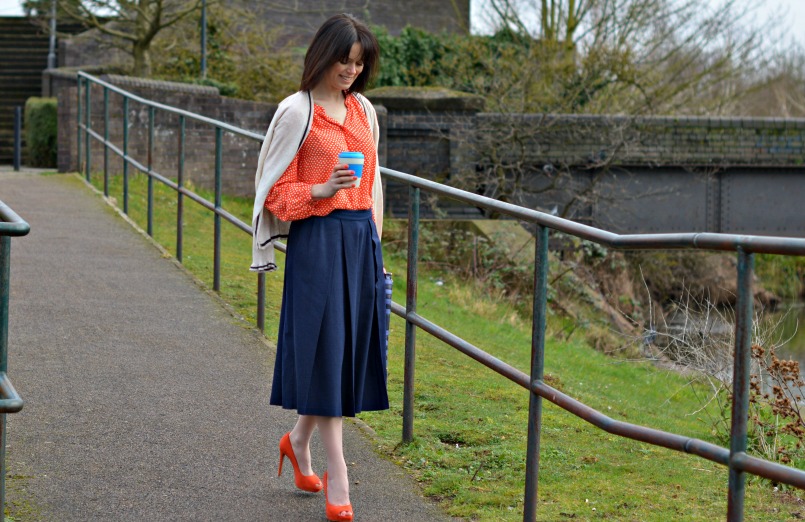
[338,151,365,188]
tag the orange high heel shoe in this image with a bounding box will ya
[323,471,353,522]
[278,432,323,492]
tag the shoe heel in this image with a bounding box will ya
[278,432,323,493]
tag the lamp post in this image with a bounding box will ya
[200,0,207,79]
[47,0,57,69]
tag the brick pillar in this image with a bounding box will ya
[365,86,485,218]
[57,86,77,173]
[375,104,388,166]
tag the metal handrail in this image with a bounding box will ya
[0,374,23,414]
[78,72,264,141]
[77,71,286,333]
[384,169,805,521]
[0,201,31,237]
[76,71,805,521]
[381,167,805,256]
[0,198,28,518]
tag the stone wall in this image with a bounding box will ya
[58,73,276,197]
[56,79,805,236]
[365,87,805,236]
[57,73,390,199]
[365,87,482,219]
[475,113,805,168]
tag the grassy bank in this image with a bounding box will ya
[83,172,804,520]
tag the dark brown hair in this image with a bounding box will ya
[300,13,379,93]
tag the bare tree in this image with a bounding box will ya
[147,2,303,101]
[25,0,208,76]
[457,111,682,221]
[474,0,780,115]
[741,47,805,118]
[435,0,784,222]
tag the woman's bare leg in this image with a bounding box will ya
[316,416,350,507]
[289,415,317,476]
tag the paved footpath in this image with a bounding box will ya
[1,169,453,521]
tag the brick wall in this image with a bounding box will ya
[58,73,276,197]
[364,88,805,235]
[56,79,805,235]
[365,87,484,218]
[57,73,390,199]
[475,113,805,168]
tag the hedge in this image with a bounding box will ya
[24,97,57,168]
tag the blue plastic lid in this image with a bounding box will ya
[338,151,364,158]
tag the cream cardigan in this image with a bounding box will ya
[250,91,384,272]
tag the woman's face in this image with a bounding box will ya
[323,42,364,93]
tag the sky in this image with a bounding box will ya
[469,0,805,49]
[0,0,803,48]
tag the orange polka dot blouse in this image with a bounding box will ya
[264,93,377,222]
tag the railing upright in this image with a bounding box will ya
[402,186,420,443]
[123,97,129,214]
[12,107,21,172]
[103,86,109,197]
[0,235,9,519]
[1,242,11,371]
[76,76,82,174]
[147,106,155,237]
[0,202,28,519]
[214,127,223,292]
[177,115,185,263]
[524,225,549,522]
[727,249,755,520]
[84,80,91,181]
[257,274,266,333]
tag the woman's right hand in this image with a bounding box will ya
[311,164,356,199]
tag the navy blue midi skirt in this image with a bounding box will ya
[269,209,389,417]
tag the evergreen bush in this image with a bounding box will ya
[24,97,57,168]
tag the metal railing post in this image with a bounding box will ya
[84,80,91,181]
[0,204,27,521]
[257,272,266,333]
[103,86,109,197]
[13,107,22,172]
[0,236,9,516]
[147,106,155,237]
[76,76,82,173]
[177,115,185,262]
[402,186,420,443]
[213,127,223,292]
[727,248,754,521]
[523,225,549,522]
[123,97,129,215]
[1,237,11,379]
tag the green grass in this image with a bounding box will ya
[756,253,805,301]
[83,172,805,521]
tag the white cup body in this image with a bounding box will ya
[338,153,365,188]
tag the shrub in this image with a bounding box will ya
[371,26,536,111]
[24,97,57,168]
[150,5,301,103]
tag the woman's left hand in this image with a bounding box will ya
[311,163,356,199]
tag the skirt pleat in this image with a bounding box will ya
[269,209,389,417]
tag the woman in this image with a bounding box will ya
[250,13,387,522]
